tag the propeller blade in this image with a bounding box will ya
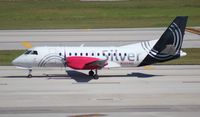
[64,49,67,71]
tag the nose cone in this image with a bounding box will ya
[12,55,27,67]
[12,57,21,66]
[12,55,33,68]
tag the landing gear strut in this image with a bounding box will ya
[88,69,99,79]
[27,69,32,78]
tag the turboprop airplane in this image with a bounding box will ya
[12,16,188,79]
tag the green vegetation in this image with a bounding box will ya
[0,50,24,66]
[0,0,199,29]
[159,48,200,65]
[0,48,199,66]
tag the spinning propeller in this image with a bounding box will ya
[63,49,67,71]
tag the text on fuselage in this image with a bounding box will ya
[102,50,141,62]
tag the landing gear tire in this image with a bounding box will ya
[93,74,99,80]
[27,69,32,78]
[89,69,99,79]
[27,74,32,78]
[89,70,94,76]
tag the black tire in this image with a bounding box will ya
[27,74,32,78]
[93,75,99,80]
[89,70,94,76]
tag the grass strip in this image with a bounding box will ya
[0,0,199,29]
[0,50,25,66]
[158,48,200,65]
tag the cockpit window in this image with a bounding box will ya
[24,50,32,55]
[31,51,38,55]
[24,50,38,55]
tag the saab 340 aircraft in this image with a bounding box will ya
[12,16,188,79]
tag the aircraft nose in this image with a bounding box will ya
[12,57,22,66]
[12,58,18,66]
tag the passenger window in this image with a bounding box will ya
[69,53,72,56]
[86,53,88,56]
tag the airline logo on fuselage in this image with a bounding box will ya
[102,50,141,62]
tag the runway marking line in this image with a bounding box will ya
[143,65,154,70]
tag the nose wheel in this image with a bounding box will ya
[88,69,99,79]
[27,69,32,78]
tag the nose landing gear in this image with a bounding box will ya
[88,69,99,79]
[27,69,32,78]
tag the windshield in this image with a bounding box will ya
[24,50,32,55]
[31,51,38,55]
[24,50,38,55]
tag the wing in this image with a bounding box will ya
[66,56,108,70]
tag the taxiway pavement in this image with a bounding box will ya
[0,28,199,50]
[0,65,200,117]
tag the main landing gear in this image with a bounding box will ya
[27,69,32,78]
[89,69,99,79]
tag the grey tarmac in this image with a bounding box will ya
[0,28,199,50]
[0,65,200,117]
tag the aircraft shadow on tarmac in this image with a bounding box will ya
[3,70,162,83]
